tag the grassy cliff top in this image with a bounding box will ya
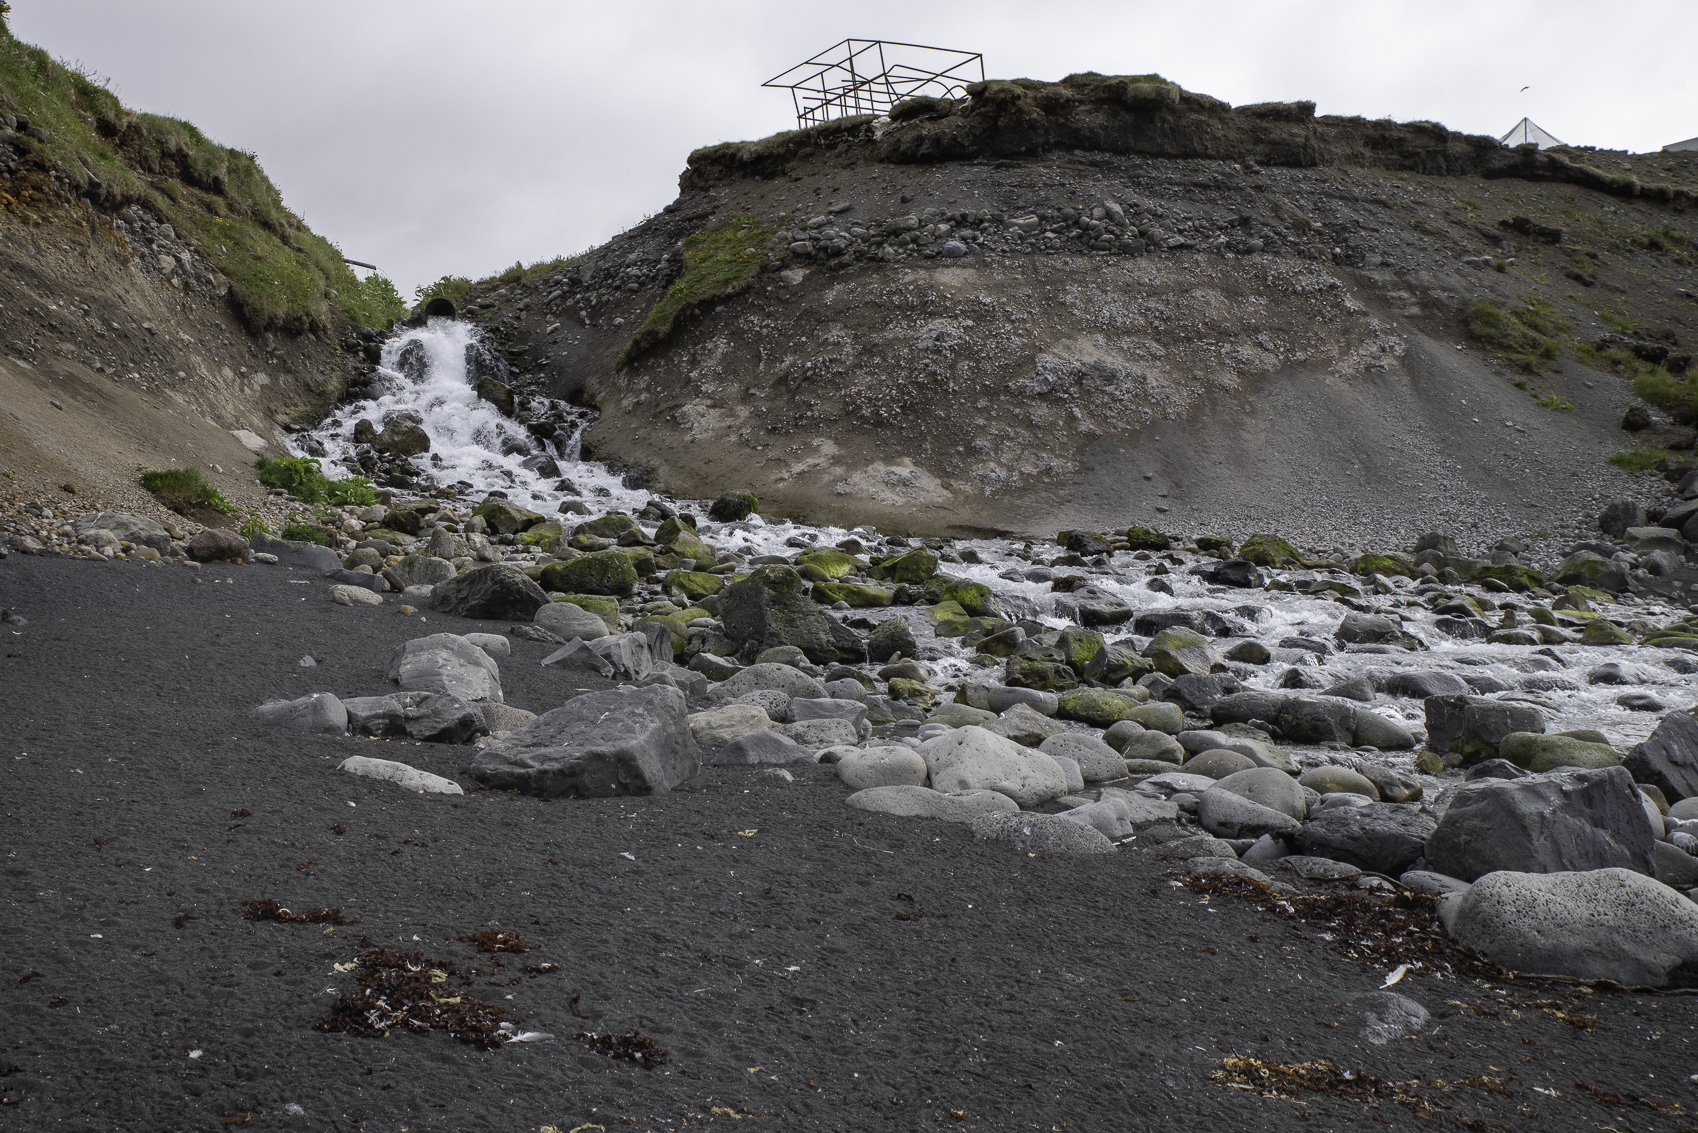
[0,7,401,333]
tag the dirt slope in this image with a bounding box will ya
[471,76,1698,542]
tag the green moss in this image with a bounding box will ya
[922,577,997,617]
[1473,563,1544,592]
[253,455,374,506]
[1238,533,1302,568]
[0,28,396,333]
[662,570,723,602]
[1465,298,1572,374]
[1352,553,1413,578]
[280,522,330,546]
[618,215,772,367]
[810,579,893,607]
[1609,447,1666,473]
[708,490,759,522]
[138,466,230,512]
[539,551,638,596]
[795,548,860,579]
[1122,526,1171,551]
[1055,687,1134,728]
[878,548,940,583]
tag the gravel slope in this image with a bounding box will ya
[1,554,1691,1131]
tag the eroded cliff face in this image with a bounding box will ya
[448,76,1698,540]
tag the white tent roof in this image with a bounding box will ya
[1500,117,1563,149]
[1666,136,1698,153]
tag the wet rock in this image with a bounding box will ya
[1448,868,1698,987]
[465,684,700,796]
[540,550,639,597]
[1424,695,1544,765]
[1382,670,1469,699]
[1500,731,1619,772]
[1276,697,1356,745]
[1625,708,1698,801]
[473,496,545,536]
[708,490,759,522]
[1425,767,1657,881]
[375,418,431,457]
[428,564,549,621]
[1335,612,1418,648]
[1298,765,1381,800]
[1142,627,1217,676]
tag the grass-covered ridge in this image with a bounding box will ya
[0,16,402,333]
[616,214,772,367]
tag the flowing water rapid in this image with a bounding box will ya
[299,317,1698,761]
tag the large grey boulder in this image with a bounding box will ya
[687,704,774,750]
[464,684,699,796]
[387,633,504,703]
[1425,767,1657,881]
[837,746,929,789]
[1382,670,1470,699]
[721,565,865,664]
[1198,788,1303,840]
[1448,868,1698,987]
[1625,708,1698,801]
[1654,840,1698,889]
[920,725,1068,807]
[985,703,1067,746]
[1058,796,1135,839]
[341,691,487,744]
[1424,695,1544,764]
[962,684,1059,716]
[845,785,1019,823]
[78,511,171,554]
[541,632,657,680]
[778,718,858,750]
[1276,697,1356,745]
[250,532,342,573]
[1352,710,1416,751]
[1294,803,1436,875]
[187,527,250,563]
[970,812,1117,854]
[250,692,347,735]
[427,564,548,621]
[714,730,808,765]
[535,599,611,641]
[1038,733,1129,782]
[391,554,458,588]
[708,662,828,703]
[1211,766,1307,821]
[791,697,871,737]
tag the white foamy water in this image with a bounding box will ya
[297,317,1697,759]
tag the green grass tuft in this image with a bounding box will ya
[139,466,230,512]
[255,455,376,506]
[0,28,396,334]
[1608,448,1666,474]
[617,214,771,367]
[1465,298,1573,374]
[280,522,331,546]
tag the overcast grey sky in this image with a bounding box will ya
[14,1,1698,298]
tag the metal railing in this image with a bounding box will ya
[764,40,984,128]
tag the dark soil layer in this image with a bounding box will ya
[2,555,1694,1132]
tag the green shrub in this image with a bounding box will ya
[139,467,230,512]
[1608,448,1665,474]
[1465,299,1572,374]
[618,214,771,367]
[255,455,376,507]
[415,274,473,310]
[238,513,270,540]
[1632,368,1690,412]
[280,522,331,546]
[1535,394,1574,412]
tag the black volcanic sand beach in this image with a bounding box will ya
[2,554,1694,1132]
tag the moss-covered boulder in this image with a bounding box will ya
[618,547,658,578]
[922,575,997,617]
[720,564,865,663]
[1473,563,1544,592]
[1352,552,1413,578]
[654,516,713,559]
[708,490,758,522]
[1142,627,1217,677]
[1499,731,1620,772]
[1642,630,1698,651]
[539,550,639,597]
[929,600,973,637]
[1056,627,1106,674]
[635,613,690,658]
[795,548,861,579]
[473,496,544,535]
[576,513,639,541]
[868,617,918,662]
[343,547,384,571]
[811,579,894,607]
[1056,687,1134,727]
[1005,656,1079,692]
[1581,619,1632,646]
[1194,535,1234,558]
[886,678,937,708]
[1123,526,1171,551]
[879,548,940,583]
[518,520,568,553]
[553,593,623,632]
[1298,765,1381,799]
[663,569,724,602]
[1239,533,1302,568]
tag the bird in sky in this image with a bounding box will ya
[1520,85,1530,92]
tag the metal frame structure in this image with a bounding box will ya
[763,40,984,129]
